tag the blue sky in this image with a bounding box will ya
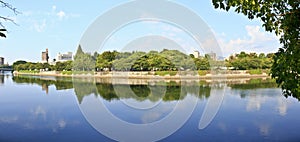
[0,0,280,64]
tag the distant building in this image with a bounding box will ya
[0,57,4,65]
[206,52,217,60]
[217,56,225,61]
[193,51,200,58]
[56,52,73,62]
[41,48,49,63]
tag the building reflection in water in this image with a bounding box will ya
[0,75,4,84]
[42,83,49,94]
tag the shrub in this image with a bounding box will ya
[248,69,262,75]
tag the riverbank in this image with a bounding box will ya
[13,70,270,80]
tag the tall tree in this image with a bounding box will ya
[74,44,84,59]
[73,45,95,71]
[96,51,119,71]
[212,0,300,98]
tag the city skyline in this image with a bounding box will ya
[0,0,280,64]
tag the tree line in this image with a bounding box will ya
[63,45,213,71]
[226,51,274,70]
[12,60,72,71]
[12,45,274,72]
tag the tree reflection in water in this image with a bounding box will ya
[12,76,280,103]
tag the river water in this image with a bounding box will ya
[0,75,299,142]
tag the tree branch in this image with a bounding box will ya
[0,1,21,15]
[0,1,20,29]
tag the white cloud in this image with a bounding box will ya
[0,116,18,123]
[52,5,57,11]
[22,11,33,16]
[58,119,67,129]
[33,19,46,32]
[141,112,161,123]
[56,11,66,20]
[259,124,270,136]
[22,5,80,32]
[218,122,227,132]
[217,25,280,57]
[161,25,184,34]
[246,95,265,111]
[277,97,288,116]
[30,105,47,120]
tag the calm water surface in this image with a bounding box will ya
[0,75,299,142]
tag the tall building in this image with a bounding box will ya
[41,49,49,63]
[206,52,217,60]
[0,57,4,65]
[56,52,73,62]
[193,51,200,58]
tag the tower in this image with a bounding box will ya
[193,51,200,58]
[0,57,4,65]
[42,48,49,63]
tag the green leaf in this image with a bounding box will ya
[214,3,219,9]
[220,2,225,9]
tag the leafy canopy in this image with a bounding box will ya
[212,0,300,99]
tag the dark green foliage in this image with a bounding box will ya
[73,45,95,71]
[96,51,118,71]
[13,75,277,103]
[229,78,277,90]
[12,61,55,71]
[12,60,71,71]
[212,0,300,98]
[131,52,175,71]
[55,61,72,71]
[112,49,206,71]
[226,52,273,70]
[0,29,6,38]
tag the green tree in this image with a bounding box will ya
[132,55,151,71]
[12,60,27,70]
[55,61,72,71]
[55,62,65,71]
[74,45,84,58]
[64,60,73,71]
[113,51,146,71]
[73,45,95,71]
[160,49,192,70]
[259,53,265,58]
[96,51,118,71]
[194,58,210,70]
[226,52,272,70]
[42,63,53,71]
[131,51,175,71]
[35,63,43,70]
[212,0,300,98]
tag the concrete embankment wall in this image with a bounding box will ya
[13,70,270,80]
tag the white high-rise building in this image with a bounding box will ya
[56,52,73,62]
[193,51,200,58]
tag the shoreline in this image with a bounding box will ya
[13,71,270,80]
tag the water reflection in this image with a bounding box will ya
[12,76,214,103]
[0,75,3,84]
[0,75,299,141]
[12,76,280,103]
